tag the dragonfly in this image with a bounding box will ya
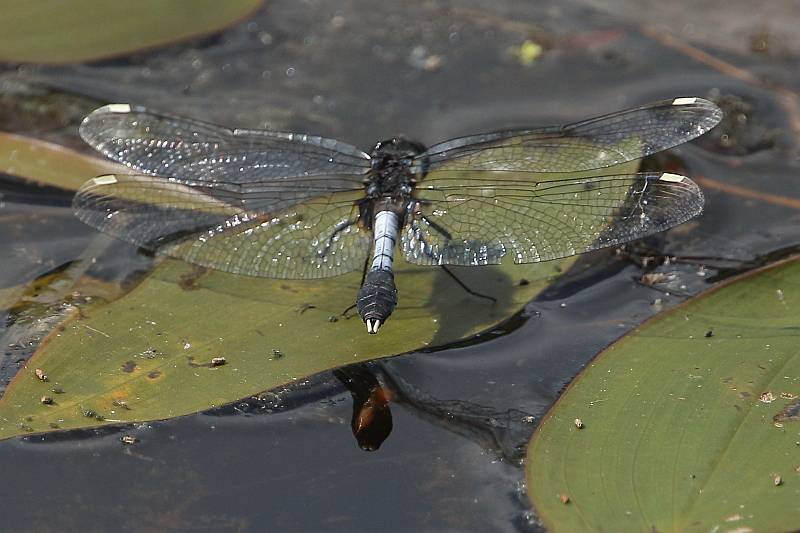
[73,97,722,334]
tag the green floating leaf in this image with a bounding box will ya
[527,256,800,532]
[0,132,124,190]
[0,0,263,64]
[0,256,571,439]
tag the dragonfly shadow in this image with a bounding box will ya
[424,265,518,347]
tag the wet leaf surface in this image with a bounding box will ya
[527,256,800,532]
[0,1,264,64]
[0,256,571,439]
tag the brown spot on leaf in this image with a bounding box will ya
[121,360,137,373]
[147,370,162,380]
[773,398,800,423]
[178,265,207,290]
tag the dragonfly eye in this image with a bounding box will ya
[370,137,426,161]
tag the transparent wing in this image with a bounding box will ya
[401,171,703,266]
[74,174,370,279]
[417,97,722,173]
[79,103,371,212]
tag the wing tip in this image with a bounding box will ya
[671,96,724,127]
[83,103,133,121]
[657,172,705,217]
[79,103,135,143]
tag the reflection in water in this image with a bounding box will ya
[202,358,537,462]
[381,366,536,464]
[334,361,535,462]
[333,365,393,451]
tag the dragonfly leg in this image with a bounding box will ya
[341,303,358,318]
[318,217,360,260]
[419,214,453,240]
[417,215,497,305]
[440,265,497,304]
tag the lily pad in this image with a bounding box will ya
[527,256,800,532]
[0,1,263,65]
[0,255,569,439]
[0,132,124,190]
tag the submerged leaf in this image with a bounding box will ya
[527,256,800,532]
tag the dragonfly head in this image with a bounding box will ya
[370,137,425,168]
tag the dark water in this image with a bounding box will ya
[1,0,799,531]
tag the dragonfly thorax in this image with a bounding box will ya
[366,137,425,198]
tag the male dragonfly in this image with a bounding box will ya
[74,97,722,333]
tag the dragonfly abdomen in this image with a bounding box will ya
[357,210,399,334]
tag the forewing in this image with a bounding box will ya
[417,97,722,173]
[74,174,370,279]
[79,104,371,212]
[402,171,703,266]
